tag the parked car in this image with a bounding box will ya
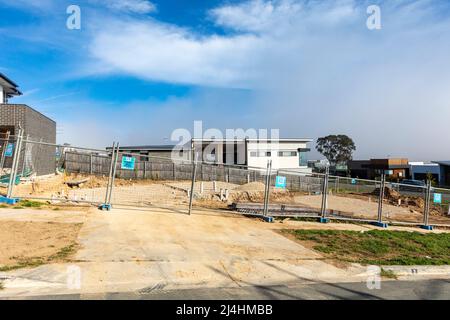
[398,179,426,192]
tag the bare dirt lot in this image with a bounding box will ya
[293,194,450,224]
[7,173,144,198]
[0,220,83,270]
[4,174,450,225]
[294,194,421,221]
[0,206,367,297]
[7,174,190,207]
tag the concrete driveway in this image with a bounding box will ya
[0,205,375,298]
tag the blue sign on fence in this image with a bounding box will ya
[121,156,136,170]
[351,178,357,185]
[434,193,442,204]
[275,176,287,189]
[4,143,14,157]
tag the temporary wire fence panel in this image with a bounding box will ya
[429,187,450,226]
[381,182,427,225]
[11,141,110,205]
[4,138,450,227]
[0,136,16,176]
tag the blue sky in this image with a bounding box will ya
[1,0,450,160]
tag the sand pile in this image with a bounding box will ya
[370,187,443,216]
[67,174,135,189]
[234,182,266,192]
[371,187,401,201]
[11,173,141,198]
[231,182,291,203]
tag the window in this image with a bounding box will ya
[299,151,308,166]
[250,151,271,157]
[278,151,297,157]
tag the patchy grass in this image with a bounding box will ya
[48,244,77,261]
[0,244,79,272]
[19,200,45,208]
[284,229,450,266]
[0,221,82,272]
[0,200,45,210]
[0,200,88,212]
[0,258,45,272]
[380,268,398,279]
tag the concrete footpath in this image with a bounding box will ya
[0,206,449,299]
[7,279,450,300]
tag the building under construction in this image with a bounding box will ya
[0,73,56,176]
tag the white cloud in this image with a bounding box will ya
[0,0,55,11]
[89,20,265,88]
[210,0,359,34]
[103,0,156,14]
[87,0,370,88]
[210,0,301,33]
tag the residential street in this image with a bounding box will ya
[6,279,450,300]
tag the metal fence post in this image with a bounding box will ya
[173,162,176,180]
[101,142,116,210]
[421,180,433,230]
[0,131,10,172]
[374,174,388,228]
[188,152,198,215]
[107,143,120,206]
[90,153,93,175]
[262,160,273,221]
[320,166,330,223]
[6,129,23,200]
[21,134,29,176]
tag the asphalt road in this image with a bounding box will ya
[6,279,450,300]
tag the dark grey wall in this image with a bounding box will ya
[0,104,26,133]
[0,104,56,175]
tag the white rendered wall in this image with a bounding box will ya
[0,86,4,103]
[246,141,311,172]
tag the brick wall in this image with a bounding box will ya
[0,104,56,175]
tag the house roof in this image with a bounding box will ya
[0,73,22,97]
[433,161,450,167]
[0,73,19,87]
[191,138,312,143]
[107,145,177,151]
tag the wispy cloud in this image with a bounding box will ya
[35,92,78,103]
[0,0,56,12]
[90,0,156,14]
[20,88,40,97]
[89,19,263,88]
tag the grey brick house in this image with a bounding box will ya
[0,73,56,176]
